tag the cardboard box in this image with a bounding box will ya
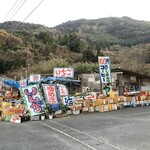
[99,106,104,112]
[112,104,117,110]
[147,96,150,100]
[109,91,118,98]
[83,100,90,107]
[113,97,118,104]
[118,103,124,109]
[102,99,106,105]
[109,104,117,111]
[127,102,130,106]
[140,101,144,104]
[108,98,114,104]
[67,110,72,115]
[94,106,100,112]
[88,106,94,112]
[93,99,102,106]
[82,107,89,112]
[1,102,11,107]
[103,105,109,112]
[0,97,3,107]
[72,110,80,115]
[136,101,140,105]
[98,94,106,99]
[99,105,109,112]
[75,106,82,110]
[123,102,128,106]
[108,104,112,111]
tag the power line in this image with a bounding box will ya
[2,0,26,29]
[3,0,19,22]
[1,0,45,44]
[9,0,27,21]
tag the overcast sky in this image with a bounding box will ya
[0,0,150,27]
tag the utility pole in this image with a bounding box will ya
[26,63,29,78]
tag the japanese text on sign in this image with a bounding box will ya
[98,57,111,84]
[19,79,27,87]
[24,87,44,113]
[29,74,41,83]
[58,85,68,96]
[62,96,76,106]
[54,68,74,78]
[42,84,58,104]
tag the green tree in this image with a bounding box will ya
[82,48,97,62]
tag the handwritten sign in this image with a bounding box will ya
[42,84,58,104]
[58,84,68,96]
[98,56,111,84]
[53,68,74,78]
[20,84,45,116]
[18,79,27,87]
[103,86,112,97]
[29,74,41,83]
[62,96,76,106]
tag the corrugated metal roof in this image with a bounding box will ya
[111,68,150,78]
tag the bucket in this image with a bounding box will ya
[49,115,53,119]
[41,115,45,120]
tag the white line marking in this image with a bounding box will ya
[47,120,120,150]
[40,122,97,150]
[127,111,150,116]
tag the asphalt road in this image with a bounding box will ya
[1,106,150,150]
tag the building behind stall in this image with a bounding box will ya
[81,68,150,94]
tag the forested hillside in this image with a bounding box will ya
[55,17,150,47]
[0,17,150,79]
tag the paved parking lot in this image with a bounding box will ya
[1,106,150,150]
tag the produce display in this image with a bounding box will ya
[0,78,150,123]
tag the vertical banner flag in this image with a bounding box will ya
[98,56,111,84]
[29,74,41,83]
[53,68,74,78]
[20,84,45,116]
[42,84,58,104]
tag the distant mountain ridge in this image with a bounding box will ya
[1,17,150,48]
[54,16,150,47]
[0,21,46,31]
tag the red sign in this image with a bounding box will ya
[54,68,74,78]
[42,84,58,104]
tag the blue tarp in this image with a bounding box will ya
[40,77,56,83]
[51,104,60,111]
[40,77,81,84]
[4,77,81,89]
[4,80,20,89]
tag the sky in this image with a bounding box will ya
[0,0,150,27]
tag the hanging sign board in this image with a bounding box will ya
[98,56,111,84]
[53,68,74,78]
